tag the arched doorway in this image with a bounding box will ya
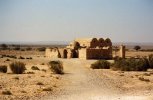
[63,49,67,58]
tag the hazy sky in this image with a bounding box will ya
[0,0,153,43]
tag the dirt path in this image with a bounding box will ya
[43,59,152,100]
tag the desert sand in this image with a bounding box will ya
[0,50,153,100]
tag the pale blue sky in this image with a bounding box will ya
[0,0,153,42]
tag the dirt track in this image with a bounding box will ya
[44,59,153,100]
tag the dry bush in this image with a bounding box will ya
[41,69,46,72]
[143,73,151,76]
[48,61,64,74]
[37,47,46,52]
[0,65,7,73]
[91,60,110,69]
[42,87,52,91]
[139,77,150,82]
[26,71,35,74]
[26,57,32,59]
[18,56,25,59]
[111,58,149,71]
[41,63,45,65]
[148,54,153,68]
[2,90,12,95]
[36,82,44,85]
[31,66,40,70]
[6,59,10,61]
[13,76,19,80]
[10,61,26,74]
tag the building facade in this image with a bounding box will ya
[45,38,112,59]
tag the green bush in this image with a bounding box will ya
[90,60,110,69]
[48,61,63,74]
[148,54,153,68]
[0,65,7,73]
[112,58,149,71]
[10,62,26,74]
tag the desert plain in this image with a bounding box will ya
[0,47,153,100]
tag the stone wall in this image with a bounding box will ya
[45,48,59,58]
[79,48,112,59]
[78,49,87,59]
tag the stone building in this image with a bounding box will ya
[45,38,112,59]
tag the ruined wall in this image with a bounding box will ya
[45,48,59,58]
[78,49,87,59]
[79,48,112,59]
[119,45,126,58]
[58,48,67,58]
[86,48,112,59]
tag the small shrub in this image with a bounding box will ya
[37,47,46,52]
[21,91,27,93]
[111,58,149,71]
[139,77,150,82]
[18,56,25,59]
[9,61,26,74]
[13,77,19,80]
[148,54,153,68]
[48,61,64,74]
[90,60,110,69]
[42,87,52,91]
[36,82,44,85]
[9,55,17,59]
[31,66,40,70]
[41,69,46,72]
[26,47,32,51]
[26,57,32,59]
[0,65,7,73]
[6,59,10,61]
[143,73,151,76]
[26,71,35,74]
[2,90,12,95]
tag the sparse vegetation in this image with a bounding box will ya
[41,63,45,65]
[2,90,12,95]
[13,45,20,50]
[48,61,64,74]
[0,65,7,73]
[0,44,8,50]
[31,66,40,70]
[90,60,110,69]
[26,47,32,51]
[41,69,46,72]
[13,76,19,80]
[26,71,35,74]
[10,61,26,74]
[134,45,141,51]
[36,82,44,85]
[139,77,150,82]
[42,87,52,91]
[111,58,149,71]
[37,47,46,52]
[26,57,32,59]
[18,56,25,59]
[6,58,10,61]
[148,54,153,68]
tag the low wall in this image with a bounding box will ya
[45,48,59,58]
[79,48,112,59]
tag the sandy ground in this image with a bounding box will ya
[0,50,153,100]
[43,59,153,100]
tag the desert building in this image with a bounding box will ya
[45,38,112,59]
